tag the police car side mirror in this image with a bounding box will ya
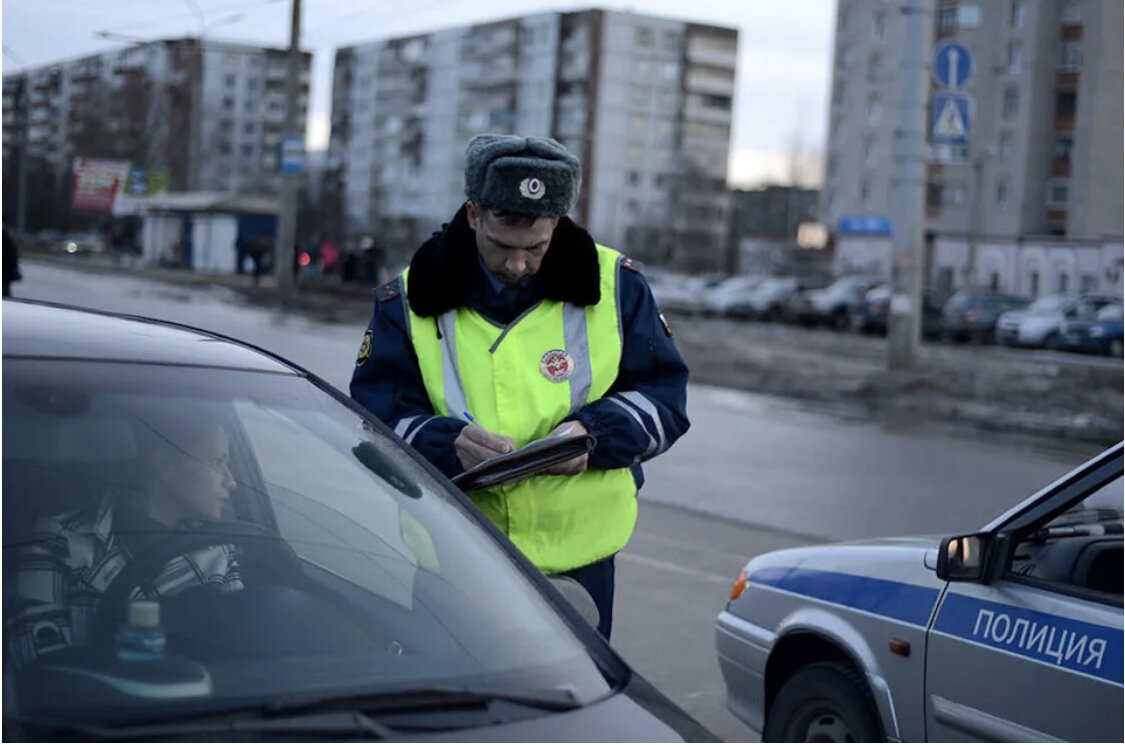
[937,533,993,583]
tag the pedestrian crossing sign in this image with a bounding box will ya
[931,93,971,146]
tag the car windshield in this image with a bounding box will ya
[2,359,614,728]
[1096,304,1123,322]
[1026,296,1070,314]
[754,278,795,296]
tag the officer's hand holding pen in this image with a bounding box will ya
[455,421,515,470]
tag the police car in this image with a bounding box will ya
[716,442,1123,742]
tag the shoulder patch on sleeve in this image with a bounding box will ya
[355,329,373,366]
[375,276,402,303]
[620,256,642,274]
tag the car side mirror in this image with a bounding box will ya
[549,576,601,630]
[936,533,994,583]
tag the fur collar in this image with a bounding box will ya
[406,203,601,318]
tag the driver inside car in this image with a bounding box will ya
[5,405,244,670]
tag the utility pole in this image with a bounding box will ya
[275,0,302,297]
[887,0,931,371]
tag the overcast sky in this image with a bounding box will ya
[2,0,835,187]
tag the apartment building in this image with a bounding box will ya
[329,9,738,271]
[3,38,311,228]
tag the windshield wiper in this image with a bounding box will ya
[10,710,393,741]
[14,686,581,741]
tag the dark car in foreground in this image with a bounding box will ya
[939,289,1029,344]
[1061,302,1124,357]
[1,300,712,743]
[716,443,1123,742]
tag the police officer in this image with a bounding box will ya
[350,134,690,639]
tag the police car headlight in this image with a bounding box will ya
[65,242,78,254]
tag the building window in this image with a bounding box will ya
[1054,135,1073,161]
[837,44,852,67]
[660,61,678,81]
[1002,86,1019,117]
[866,96,882,126]
[868,53,883,80]
[873,12,887,41]
[990,272,1000,291]
[1010,0,1026,28]
[225,74,237,88]
[827,153,839,180]
[998,131,1015,161]
[944,183,966,205]
[1007,43,1022,73]
[1058,273,1069,294]
[1030,271,1040,296]
[1047,180,1069,206]
[861,180,872,205]
[662,30,679,51]
[1055,91,1077,118]
[630,85,649,107]
[1062,0,1082,24]
[1061,41,1083,70]
[958,4,982,28]
[1080,274,1097,293]
[938,5,958,33]
[832,80,846,107]
[241,144,253,158]
[629,114,646,135]
[244,122,255,135]
[995,179,1009,207]
[838,5,852,31]
[222,97,234,111]
[635,27,654,48]
[627,171,640,186]
[864,137,878,168]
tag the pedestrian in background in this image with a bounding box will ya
[350,134,690,638]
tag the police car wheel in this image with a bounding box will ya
[763,661,883,743]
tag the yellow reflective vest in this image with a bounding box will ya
[404,245,637,573]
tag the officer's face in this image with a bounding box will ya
[468,203,558,286]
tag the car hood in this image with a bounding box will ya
[741,535,944,591]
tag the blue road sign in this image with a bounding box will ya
[838,216,893,235]
[931,93,971,146]
[280,137,305,174]
[933,41,973,90]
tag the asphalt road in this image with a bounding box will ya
[7,260,1099,741]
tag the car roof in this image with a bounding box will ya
[2,300,300,375]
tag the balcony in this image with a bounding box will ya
[1052,158,1071,177]
[683,102,732,126]
[684,70,735,97]
[685,41,738,70]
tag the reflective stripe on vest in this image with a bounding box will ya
[403,245,637,573]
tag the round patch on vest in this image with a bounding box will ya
[519,177,546,201]
[540,349,575,382]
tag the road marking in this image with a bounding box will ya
[619,552,733,584]
[632,529,752,559]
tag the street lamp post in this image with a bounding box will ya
[886,0,932,371]
[274,0,303,298]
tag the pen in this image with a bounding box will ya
[462,411,476,423]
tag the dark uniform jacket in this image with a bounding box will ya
[350,204,690,488]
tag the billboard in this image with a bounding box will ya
[71,158,130,212]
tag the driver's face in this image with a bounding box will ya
[169,426,236,521]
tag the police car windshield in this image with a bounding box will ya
[3,359,614,729]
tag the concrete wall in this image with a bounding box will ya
[929,235,1124,298]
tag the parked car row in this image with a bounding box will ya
[649,267,1124,357]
